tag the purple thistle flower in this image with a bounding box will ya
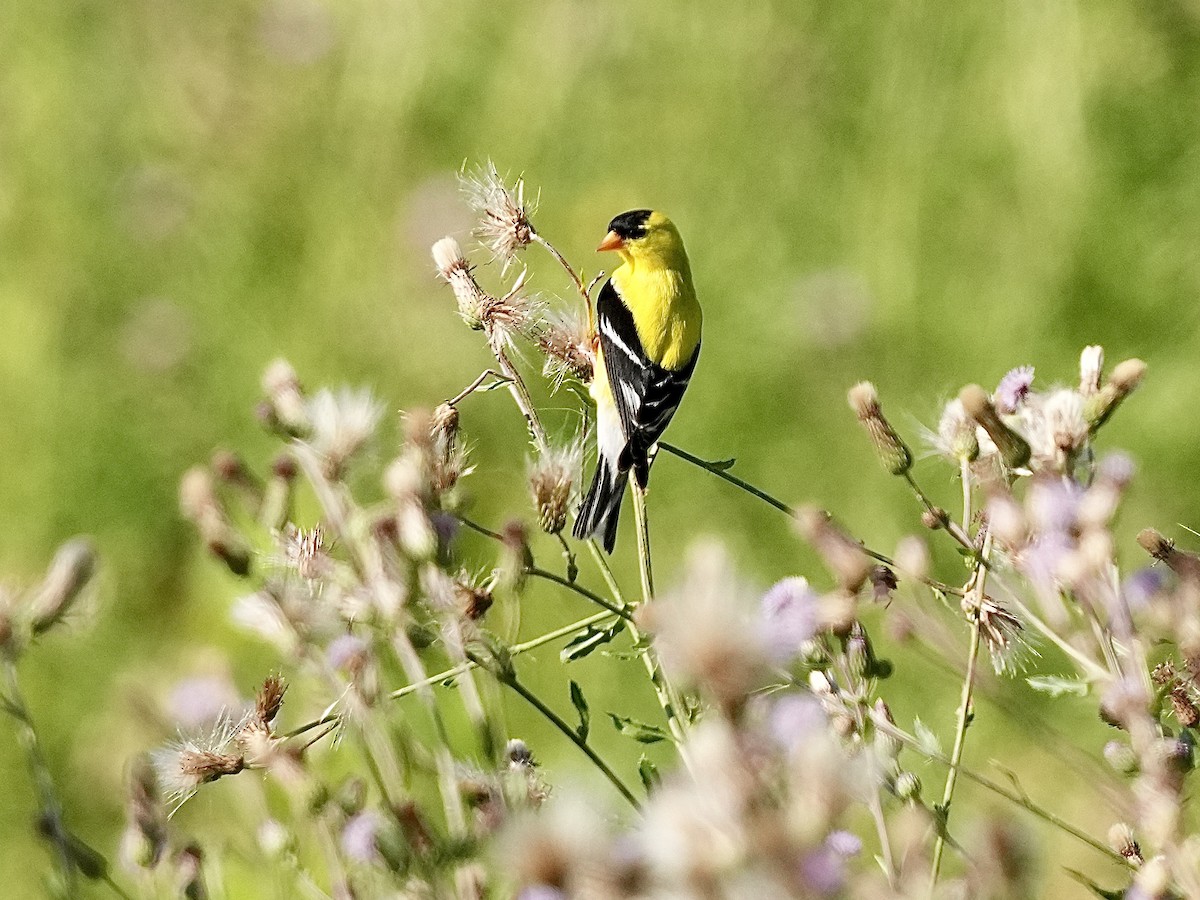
[767,694,827,749]
[517,888,566,900]
[824,830,862,858]
[800,846,848,895]
[327,633,369,672]
[167,676,243,730]
[1026,478,1082,535]
[341,810,382,863]
[1123,567,1168,610]
[994,366,1035,414]
[759,577,819,662]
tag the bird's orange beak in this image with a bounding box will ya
[596,230,624,253]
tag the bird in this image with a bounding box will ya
[573,209,702,552]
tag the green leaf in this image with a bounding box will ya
[1025,675,1089,698]
[608,713,669,744]
[709,457,737,472]
[1064,870,1125,900]
[637,755,661,793]
[569,680,590,743]
[560,620,626,662]
[475,376,514,393]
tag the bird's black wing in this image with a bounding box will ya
[596,279,699,487]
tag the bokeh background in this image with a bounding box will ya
[4,0,1200,895]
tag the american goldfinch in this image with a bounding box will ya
[573,210,702,552]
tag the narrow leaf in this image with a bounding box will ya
[560,620,626,663]
[608,713,669,744]
[569,680,590,743]
[637,755,661,793]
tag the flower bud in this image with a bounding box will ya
[848,382,912,475]
[1086,358,1146,432]
[1079,345,1104,396]
[28,537,97,635]
[1137,528,1200,584]
[960,384,1031,470]
[795,506,872,593]
[894,771,922,802]
[262,358,310,433]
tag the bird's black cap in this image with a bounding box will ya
[607,209,652,240]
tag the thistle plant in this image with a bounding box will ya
[11,166,1200,899]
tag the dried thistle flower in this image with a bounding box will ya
[255,674,287,726]
[641,540,768,716]
[976,597,1029,674]
[1107,822,1143,865]
[528,441,582,535]
[935,398,979,463]
[430,402,472,495]
[847,381,912,475]
[179,467,251,576]
[433,237,489,329]
[1080,345,1104,395]
[1037,389,1089,469]
[960,384,1031,470]
[120,756,167,871]
[262,358,310,433]
[27,537,96,636]
[152,713,247,812]
[532,305,593,385]
[994,366,1035,414]
[1168,687,1199,728]
[305,386,384,478]
[453,570,495,621]
[498,522,532,592]
[461,161,536,269]
[794,506,873,593]
[1086,357,1147,432]
[277,523,332,581]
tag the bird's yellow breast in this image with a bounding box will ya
[611,263,702,371]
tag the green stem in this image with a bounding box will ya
[659,442,792,515]
[284,610,618,740]
[874,716,1128,868]
[1,655,77,893]
[929,616,981,889]
[587,541,693,768]
[468,651,639,810]
[630,481,655,601]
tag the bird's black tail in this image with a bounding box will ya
[572,457,628,553]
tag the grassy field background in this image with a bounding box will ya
[4,0,1200,895]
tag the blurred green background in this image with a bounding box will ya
[4,0,1200,895]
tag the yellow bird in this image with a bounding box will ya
[573,210,702,552]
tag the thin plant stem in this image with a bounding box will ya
[660,442,965,596]
[659,442,792,515]
[1,655,77,894]
[455,515,632,620]
[489,341,547,450]
[446,369,508,407]
[868,792,897,888]
[284,611,622,743]
[630,481,655,601]
[929,615,981,890]
[467,650,639,809]
[873,717,1129,868]
[930,519,992,892]
[532,233,593,320]
[903,471,975,553]
[586,540,693,768]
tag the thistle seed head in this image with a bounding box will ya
[935,399,979,463]
[306,386,384,478]
[528,441,582,535]
[460,161,536,269]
